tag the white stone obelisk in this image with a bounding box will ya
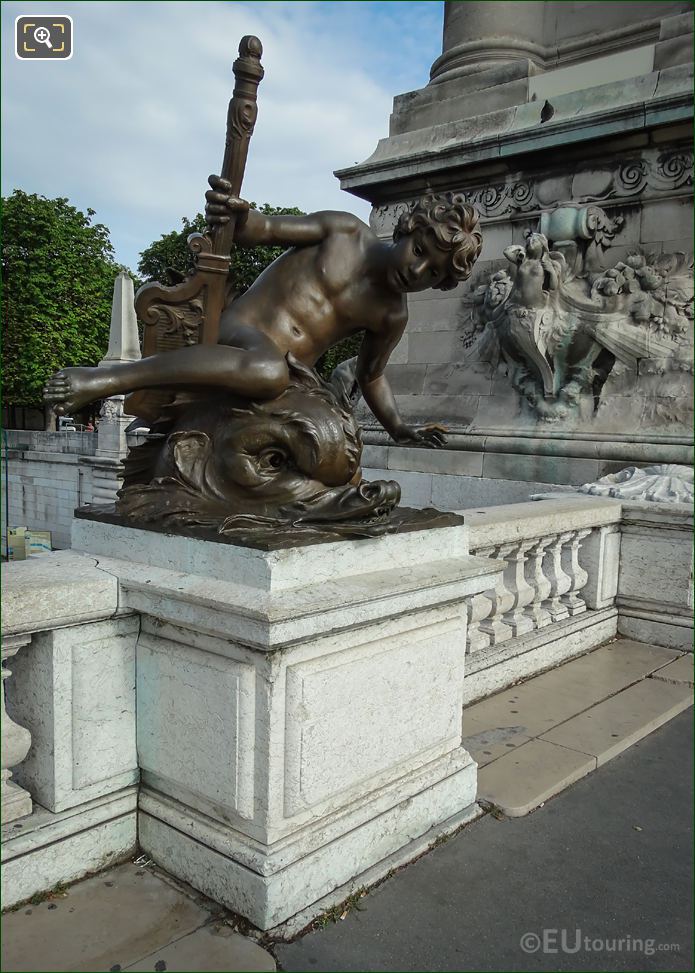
[89,273,143,503]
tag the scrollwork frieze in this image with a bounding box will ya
[584,150,693,202]
[373,149,692,236]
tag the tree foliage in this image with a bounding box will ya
[2,190,122,408]
[137,203,305,294]
[136,213,208,285]
[316,333,363,380]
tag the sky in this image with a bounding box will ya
[2,0,444,272]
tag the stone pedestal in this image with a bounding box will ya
[1,551,138,907]
[8,616,139,813]
[617,501,693,651]
[72,515,502,930]
[83,396,131,506]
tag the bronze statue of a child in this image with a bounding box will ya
[45,181,482,446]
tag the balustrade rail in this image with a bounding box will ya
[460,498,622,655]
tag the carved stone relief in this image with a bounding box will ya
[461,205,693,423]
[580,464,693,503]
[99,396,126,423]
[580,152,694,203]
[370,149,693,236]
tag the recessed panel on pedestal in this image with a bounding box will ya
[283,615,463,816]
[136,632,256,822]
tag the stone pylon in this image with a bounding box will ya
[100,272,142,367]
[87,273,143,504]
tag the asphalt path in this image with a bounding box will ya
[276,708,693,972]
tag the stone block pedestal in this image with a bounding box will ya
[617,501,693,651]
[1,550,140,907]
[72,514,502,929]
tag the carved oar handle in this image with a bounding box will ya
[134,36,264,352]
[213,35,264,258]
[191,35,264,343]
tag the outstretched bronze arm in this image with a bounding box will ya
[357,331,448,448]
[204,180,362,250]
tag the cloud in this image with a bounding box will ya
[2,0,442,270]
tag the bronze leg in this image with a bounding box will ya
[44,325,290,414]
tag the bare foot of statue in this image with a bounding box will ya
[43,367,112,415]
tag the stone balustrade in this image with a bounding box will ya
[468,527,595,652]
[463,498,622,652]
[1,552,139,908]
[1,634,33,824]
[458,497,623,701]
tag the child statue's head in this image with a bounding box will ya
[393,193,483,291]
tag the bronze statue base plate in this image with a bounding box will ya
[73,504,464,552]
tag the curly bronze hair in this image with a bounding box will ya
[393,193,483,291]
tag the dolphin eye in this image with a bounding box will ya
[259,448,287,471]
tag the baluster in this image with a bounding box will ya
[561,528,591,615]
[542,532,573,622]
[467,545,494,653]
[480,544,513,645]
[580,524,620,609]
[501,540,536,636]
[1,635,33,824]
[526,536,553,629]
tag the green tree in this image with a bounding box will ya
[137,204,305,294]
[2,190,123,409]
[137,213,208,284]
[137,203,363,378]
[315,333,363,381]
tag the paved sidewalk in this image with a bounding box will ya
[466,640,692,816]
[1,863,275,972]
[276,708,694,972]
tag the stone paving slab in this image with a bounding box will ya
[477,738,596,817]
[468,640,691,816]
[463,640,682,754]
[541,678,694,766]
[652,653,694,686]
[462,723,532,767]
[123,922,276,972]
[0,863,275,973]
[525,640,681,694]
[463,679,599,740]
